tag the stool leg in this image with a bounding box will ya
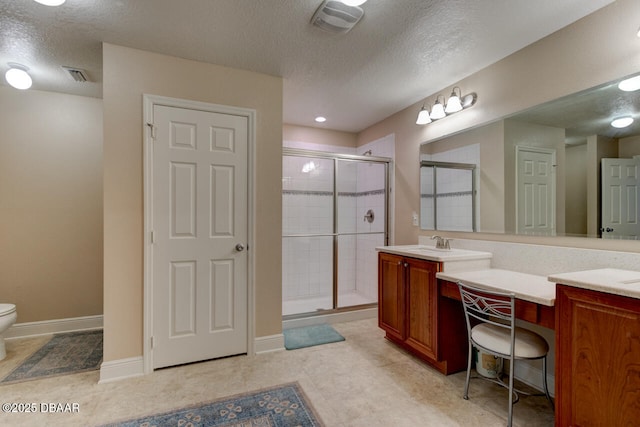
[463,342,472,400]
[542,356,554,410]
[507,356,514,427]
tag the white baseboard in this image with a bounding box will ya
[514,361,555,397]
[4,315,103,339]
[99,356,144,384]
[282,307,377,330]
[254,334,285,354]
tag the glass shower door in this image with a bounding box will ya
[282,155,334,316]
[336,159,387,308]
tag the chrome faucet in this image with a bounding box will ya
[431,235,451,250]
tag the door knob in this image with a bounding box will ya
[235,243,245,252]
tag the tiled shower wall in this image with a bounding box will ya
[282,135,393,310]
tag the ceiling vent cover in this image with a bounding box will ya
[62,66,89,82]
[311,0,364,34]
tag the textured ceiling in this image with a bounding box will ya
[0,0,613,132]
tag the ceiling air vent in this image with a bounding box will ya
[62,66,89,82]
[311,0,364,34]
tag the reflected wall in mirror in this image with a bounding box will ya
[420,73,640,239]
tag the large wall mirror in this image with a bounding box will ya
[420,72,640,239]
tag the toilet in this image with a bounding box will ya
[0,304,17,361]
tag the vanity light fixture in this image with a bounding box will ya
[416,105,432,125]
[33,0,66,5]
[618,75,640,92]
[444,87,463,113]
[430,95,446,120]
[611,116,634,128]
[416,88,477,125]
[5,64,32,90]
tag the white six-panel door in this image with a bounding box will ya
[151,104,248,369]
[516,146,556,235]
[601,158,640,239]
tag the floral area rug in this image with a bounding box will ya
[100,382,324,427]
[1,329,103,384]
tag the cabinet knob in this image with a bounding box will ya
[403,263,409,268]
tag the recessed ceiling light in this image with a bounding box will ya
[315,116,327,123]
[5,65,32,90]
[611,117,634,128]
[618,75,640,92]
[33,0,66,5]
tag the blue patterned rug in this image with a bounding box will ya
[1,329,103,384]
[283,324,345,350]
[101,382,324,427]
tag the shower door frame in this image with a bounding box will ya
[282,148,392,318]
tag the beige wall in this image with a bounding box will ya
[358,0,640,252]
[504,120,566,234]
[0,86,103,321]
[421,121,505,234]
[565,144,588,236]
[283,124,357,148]
[103,44,283,361]
[619,135,640,158]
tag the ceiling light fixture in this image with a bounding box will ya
[33,0,66,5]
[5,63,32,90]
[341,0,367,6]
[315,116,327,123]
[618,75,640,92]
[611,117,634,128]
[416,88,477,125]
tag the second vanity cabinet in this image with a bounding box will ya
[378,251,467,374]
[555,284,640,426]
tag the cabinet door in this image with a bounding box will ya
[378,252,405,341]
[405,257,439,360]
[556,285,640,426]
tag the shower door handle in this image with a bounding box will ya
[235,243,245,252]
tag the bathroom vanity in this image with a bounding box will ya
[550,269,640,426]
[377,245,491,374]
[378,243,640,426]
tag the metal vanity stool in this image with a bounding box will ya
[457,282,553,427]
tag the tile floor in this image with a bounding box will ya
[0,318,554,426]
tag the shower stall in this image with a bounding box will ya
[282,148,391,317]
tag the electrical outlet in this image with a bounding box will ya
[412,212,419,226]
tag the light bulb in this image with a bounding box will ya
[33,0,66,5]
[445,95,462,113]
[430,102,445,120]
[611,117,634,128]
[5,67,32,90]
[314,116,326,123]
[416,107,432,125]
[341,0,367,6]
[618,75,640,92]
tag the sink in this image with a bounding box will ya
[406,246,452,253]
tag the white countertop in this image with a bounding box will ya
[376,245,492,262]
[548,268,640,300]
[437,269,556,306]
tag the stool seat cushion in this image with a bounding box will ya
[471,323,549,358]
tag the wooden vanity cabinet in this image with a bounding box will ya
[555,284,640,426]
[378,252,467,374]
